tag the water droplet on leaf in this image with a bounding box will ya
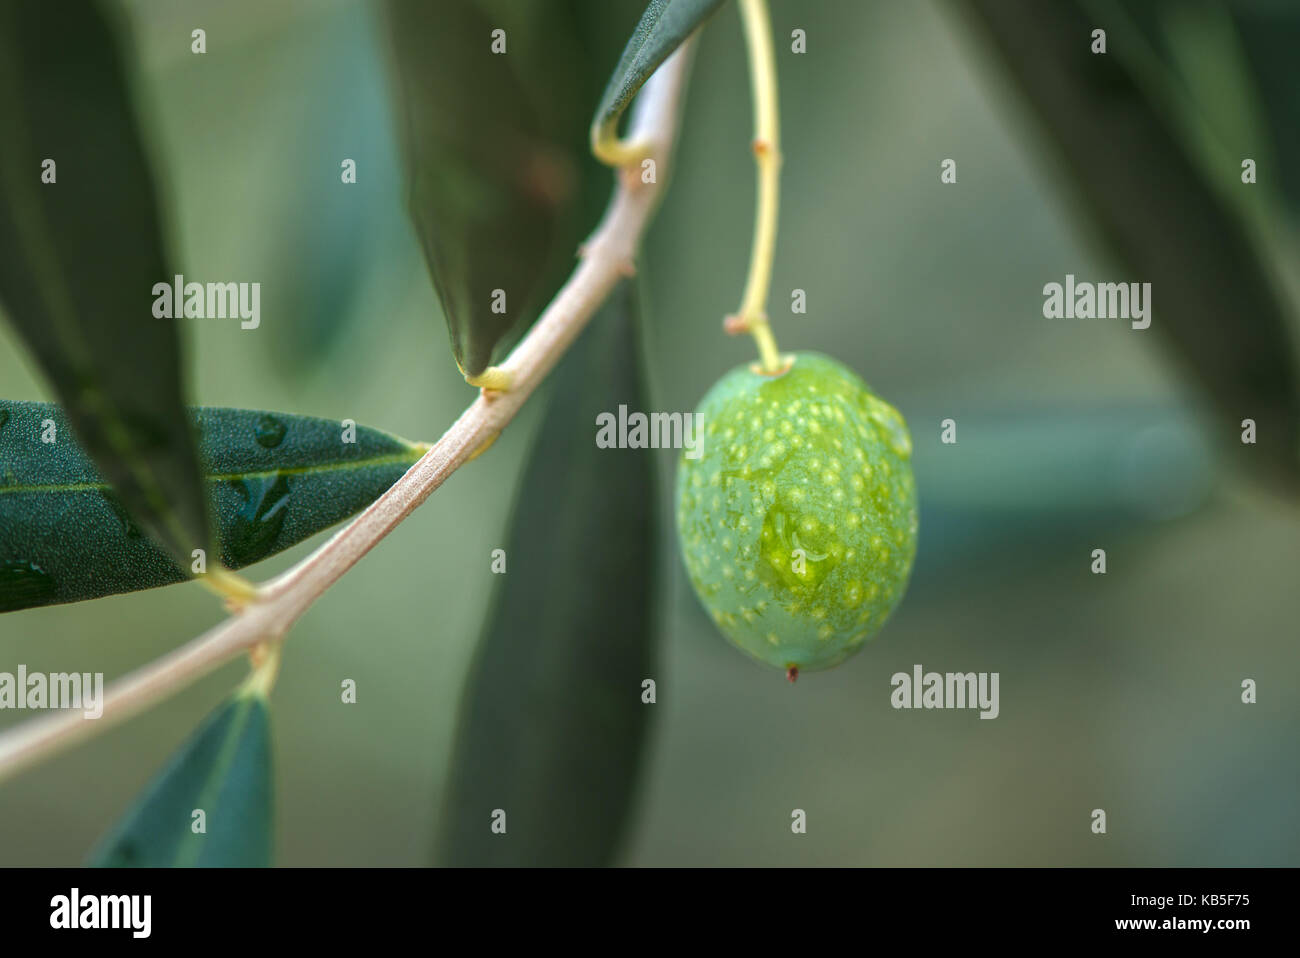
[254,415,287,449]
[224,474,291,567]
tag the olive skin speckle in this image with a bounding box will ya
[676,352,917,673]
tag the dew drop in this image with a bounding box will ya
[224,473,292,567]
[0,559,56,612]
[254,414,287,449]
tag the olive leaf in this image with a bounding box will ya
[1114,0,1300,223]
[437,281,658,867]
[383,0,594,378]
[910,404,1216,581]
[265,2,409,378]
[0,1,211,565]
[590,0,726,151]
[1224,2,1300,221]
[0,402,424,613]
[87,688,273,867]
[959,0,1300,491]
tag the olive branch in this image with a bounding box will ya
[0,41,695,785]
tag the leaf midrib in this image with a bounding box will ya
[172,694,258,868]
[0,451,421,496]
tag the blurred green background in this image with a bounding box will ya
[1,0,1297,865]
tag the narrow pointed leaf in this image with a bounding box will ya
[88,689,273,867]
[591,0,726,149]
[959,0,1300,490]
[0,401,423,612]
[0,1,210,563]
[437,282,658,866]
[383,0,592,378]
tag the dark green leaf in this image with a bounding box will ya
[0,1,211,564]
[383,0,595,378]
[88,689,273,867]
[959,0,1300,490]
[437,281,658,866]
[0,401,423,612]
[1084,2,1275,226]
[591,0,726,150]
[1226,2,1300,220]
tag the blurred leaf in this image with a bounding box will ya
[1101,3,1268,169]
[265,4,410,377]
[437,282,658,866]
[1226,1,1300,220]
[88,689,273,867]
[959,0,1300,490]
[590,0,726,149]
[1069,2,1277,232]
[908,404,1216,580]
[0,401,423,612]
[0,1,210,565]
[383,0,593,378]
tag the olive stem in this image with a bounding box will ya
[462,366,512,391]
[241,641,283,699]
[198,566,260,609]
[0,41,696,785]
[591,115,653,169]
[732,0,783,373]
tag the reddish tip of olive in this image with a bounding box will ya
[786,666,799,683]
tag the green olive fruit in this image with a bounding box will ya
[676,352,917,676]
